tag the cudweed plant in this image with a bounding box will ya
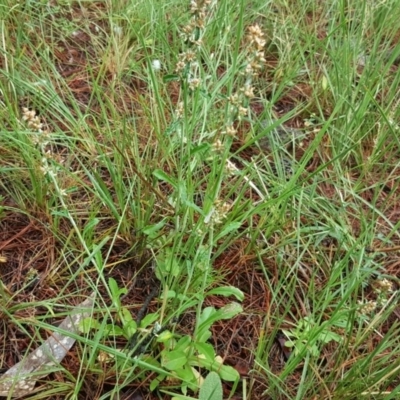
[282,316,343,358]
[81,278,243,396]
[282,277,396,363]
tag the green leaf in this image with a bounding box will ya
[199,372,223,400]
[153,169,177,188]
[175,335,192,351]
[199,307,216,325]
[190,143,210,155]
[163,120,181,136]
[120,307,133,324]
[206,303,243,324]
[282,329,296,339]
[215,222,241,241]
[197,328,212,343]
[320,330,342,344]
[156,330,174,343]
[140,312,159,328]
[213,364,239,382]
[87,170,119,218]
[192,356,239,382]
[163,74,180,82]
[158,248,182,278]
[194,342,215,361]
[82,217,99,235]
[51,209,70,218]
[119,307,137,338]
[206,286,244,301]
[162,349,188,371]
[123,319,137,338]
[166,257,181,277]
[79,317,101,333]
[162,289,177,299]
[142,219,167,237]
[321,74,328,91]
[150,374,166,391]
[183,199,204,215]
[197,304,242,344]
[197,307,217,342]
[108,278,127,308]
[174,366,196,385]
[105,325,125,337]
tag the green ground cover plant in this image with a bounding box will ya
[1,0,400,399]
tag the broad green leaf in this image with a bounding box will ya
[153,169,177,188]
[123,320,137,338]
[321,330,342,344]
[197,307,217,342]
[142,219,167,237]
[120,307,133,324]
[156,330,174,343]
[175,335,192,351]
[199,307,216,325]
[281,329,296,339]
[108,278,127,307]
[218,302,242,319]
[321,74,328,91]
[216,364,240,382]
[162,289,176,299]
[199,372,223,400]
[140,312,159,328]
[197,328,212,343]
[194,342,215,361]
[206,286,244,301]
[79,317,101,333]
[310,344,320,357]
[191,356,239,382]
[163,120,181,136]
[198,303,242,337]
[162,349,188,371]
[157,248,183,278]
[174,366,196,385]
[150,374,166,391]
[108,277,119,304]
[215,222,241,241]
[166,258,181,277]
[105,325,125,337]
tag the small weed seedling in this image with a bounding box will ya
[282,316,344,358]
